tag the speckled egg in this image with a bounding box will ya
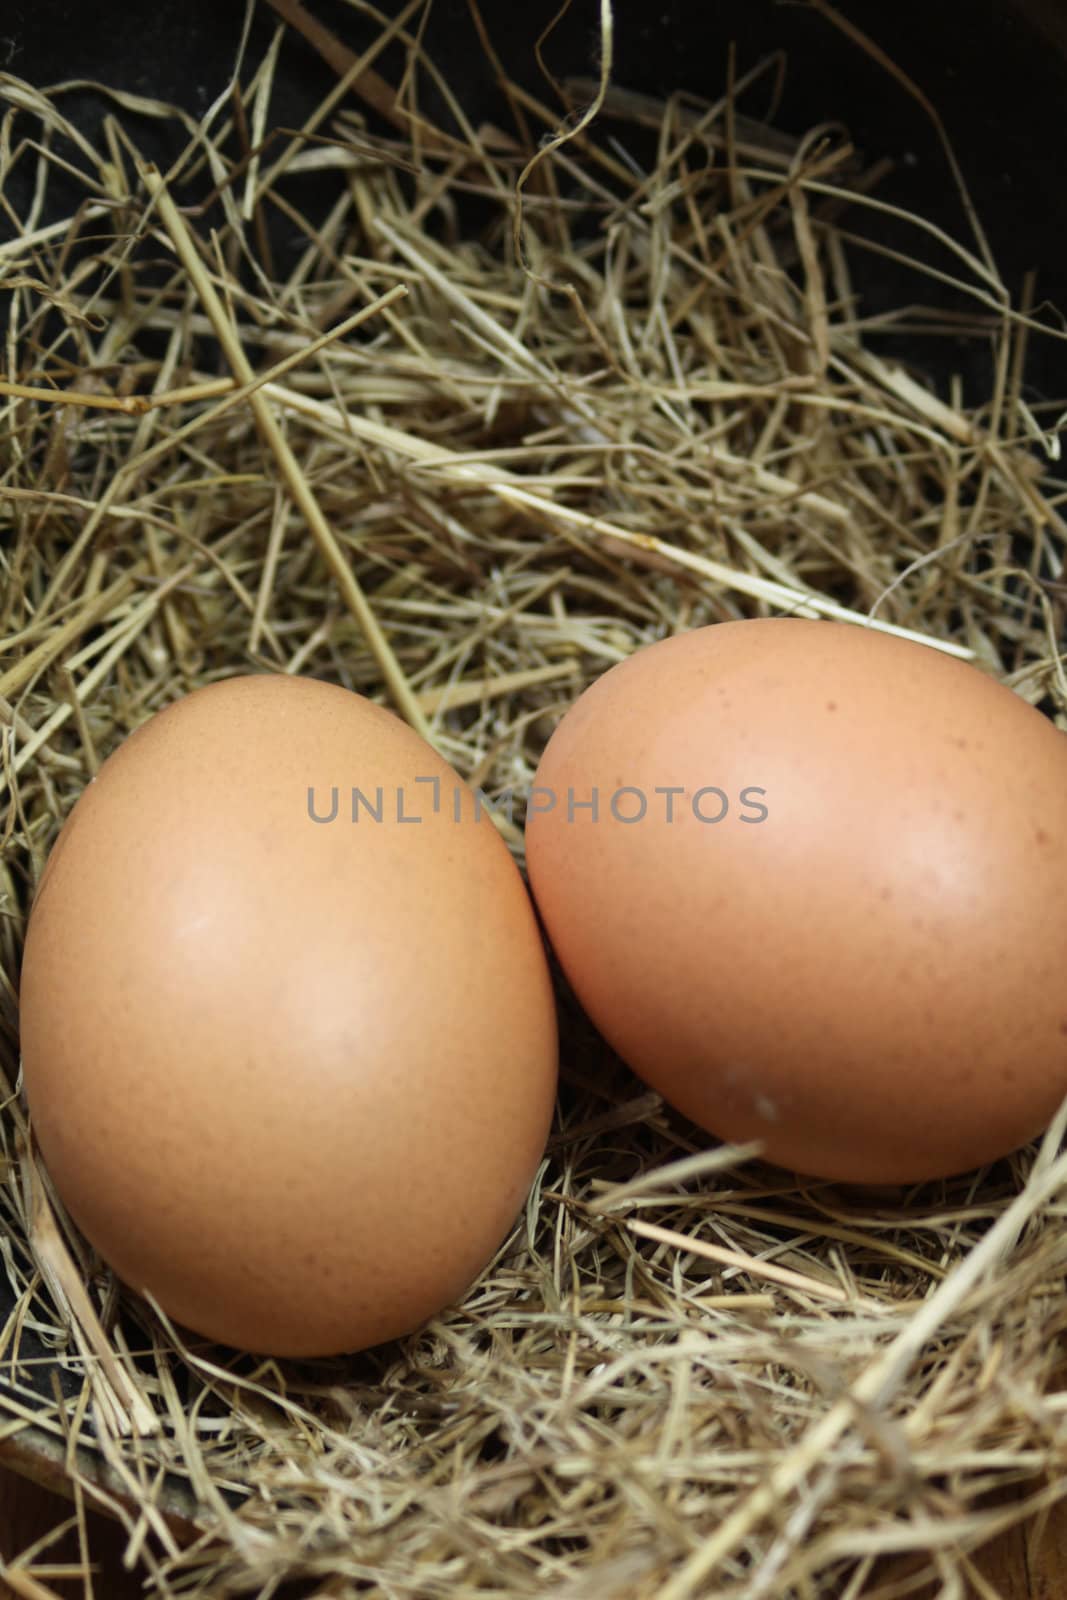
[19,674,558,1355]
[526,619,1067,1183]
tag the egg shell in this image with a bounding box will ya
[526,618,1067,1183]
[19,674,558,1356]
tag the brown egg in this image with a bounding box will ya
[526,619,1067,1183]
[19,675,557,1356]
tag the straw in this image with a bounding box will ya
[2,2,1067,1594]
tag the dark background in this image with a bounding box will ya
[2,2,1066,295]
[4,0,1067,401]
[3,0,1067,398]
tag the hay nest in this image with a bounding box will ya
[2,2,1067,1595]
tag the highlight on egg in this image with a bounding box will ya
[526,618,1067,1184]
[18,674,559,1357]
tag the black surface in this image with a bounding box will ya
[2,1,1064,280]
[4,0,1067,402]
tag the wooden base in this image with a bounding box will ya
[0,1468,143,1600]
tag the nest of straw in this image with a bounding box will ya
[2,3,1067,1596]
